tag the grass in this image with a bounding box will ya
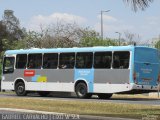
[113,94,160,99]
[0,91,15,94]
[0,91,160,119]
[0,97,159,119]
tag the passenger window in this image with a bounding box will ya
[76,52,93,69]
[16,54,27,69]
[3,57,15,74]
[113,51,130,69]
[28,54,42,69]
[43,53,58,69]
[59,53,75,69]
[94,52,112,69]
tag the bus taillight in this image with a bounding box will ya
[133,72,137,84]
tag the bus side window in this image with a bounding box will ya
[94,52,112,69]
[28,54,42,69]
[3,57,15,74]
[76,52,93,69]
[16,54,27,69]
[113,51,130,69]
[59,53,75,69]
[43,53,58,69]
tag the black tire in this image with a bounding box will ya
[75,83,92,98]
[38,91,50,97]
[15,82,27,96]
[98,93,113,99]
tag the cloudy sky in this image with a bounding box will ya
[0,0,160,41]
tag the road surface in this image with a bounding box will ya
[0,92,160,106]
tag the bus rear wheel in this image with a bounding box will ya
[75,83,92,99]
[98,93,112,99]
[15,82,27,96]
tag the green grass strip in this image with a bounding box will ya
[0,97,159,119]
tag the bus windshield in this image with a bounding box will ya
[3,57,15,74]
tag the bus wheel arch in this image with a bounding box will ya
[14,79,27,96]
[74,80,92,98]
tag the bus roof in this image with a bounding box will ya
[4,46,156,55]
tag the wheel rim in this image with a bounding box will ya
[78,86,86,96]
[17,85,24,94]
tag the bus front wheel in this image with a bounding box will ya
[98,93,112,99]
[15,82,27,96]
[75,83,92,98]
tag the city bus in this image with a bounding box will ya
[1,46,160,99]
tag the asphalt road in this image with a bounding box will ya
[0,110,137,120]
[0,92,160,106]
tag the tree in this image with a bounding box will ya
[123,31,141,45]
[42,23,80,48]
[0,21,8,54]
[124,0,154,11]
[79,28,118,47]
[154,35,160,49]
[18,23,118,49]
[17,23,80,49]
[80,36,118,47]
[2,10,24,41]
[0,10,26,58]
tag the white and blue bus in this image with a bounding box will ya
[1,46,160,99]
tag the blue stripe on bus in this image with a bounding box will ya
[5,46,141,55]
[74,69,94,92]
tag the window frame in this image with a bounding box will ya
[59,52,75,69]
[94,51,112,69]
[16,54,27,69]
[3,56,15,74]
[43,53,58,69]
[27,53,42,69]
[112,51,130,69]
[76,52,93,69]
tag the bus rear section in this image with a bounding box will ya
[133,47,159,93]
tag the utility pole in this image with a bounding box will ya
[100,10,110,40]
[115,32,121,46]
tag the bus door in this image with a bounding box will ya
[134,48,159,86]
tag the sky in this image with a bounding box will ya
[0,0,160,42]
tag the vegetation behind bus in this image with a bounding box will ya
[1,9,160,57]
[0,9,159,80]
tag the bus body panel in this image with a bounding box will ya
[134,47,159,86]
[93,83,133,93]
[134,63,158,86]
[1,46,159,95]
[74,69,94,92]
[94,69,130,84]
[4,69,74,83]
